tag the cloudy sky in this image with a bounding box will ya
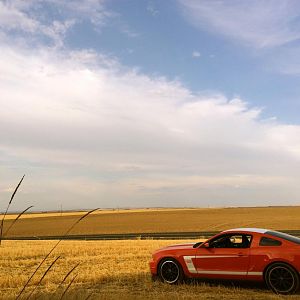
[1,0,300,211]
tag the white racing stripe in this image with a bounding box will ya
[223,228,268,234]
[197,270,247,275]
[194,255,239,258]
[196,271,263,276]
[248,272,263,276]
[183,256,197,274]
[183,256,263,276]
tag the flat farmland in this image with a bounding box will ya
[3,206,300,237]
[1,207,300,299]
[0,240,298,300]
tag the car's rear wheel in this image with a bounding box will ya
[158,258,183,284]
[265,263,300,295]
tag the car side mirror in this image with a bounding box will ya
[202,242,210,248]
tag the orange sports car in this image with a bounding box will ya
[149,228,300,294]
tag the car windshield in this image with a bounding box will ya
[265,231,300,245]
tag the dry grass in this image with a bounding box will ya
[0,239,298,300]
[2,207,300,299]
[3,208,195,220]
[3,206,300,237]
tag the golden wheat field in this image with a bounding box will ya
[0,239,299,300]
[3,206,300,237]
[2,207,300,299]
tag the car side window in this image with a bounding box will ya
[210,234,252,248]
[259,237,282,246]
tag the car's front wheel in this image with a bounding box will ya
[265,263,300,295]
[158,258,183,284]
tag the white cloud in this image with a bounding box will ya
[147,2,159,17]
[178,0,300,49]
[120,25,139,38]
[0,0,110,47]
[1,43,300,209]
[52,0,111,25]
[1,0,300,210]
[0,1,38,32]
[192,51,201,58]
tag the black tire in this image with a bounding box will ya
[158,258,184,284]
[264,262,300,295]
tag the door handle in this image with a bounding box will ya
[237,253,244,257]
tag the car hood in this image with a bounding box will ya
[159,242,196,251]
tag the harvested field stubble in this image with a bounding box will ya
[0,240,298,299]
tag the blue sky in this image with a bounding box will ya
[64,0,300,123]
[0,0,300,211]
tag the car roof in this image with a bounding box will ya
[223,228,268,234]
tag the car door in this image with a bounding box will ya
[193,233,251,279]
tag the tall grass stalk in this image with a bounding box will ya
[3,205,34,237]
[25,256,61,300]
[16,208,99,299]
[84,291,94,300]
[59,274,78,300]
[0,175,25,245]
[49,262,80,300]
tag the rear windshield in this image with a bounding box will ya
[265,231,300,245]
